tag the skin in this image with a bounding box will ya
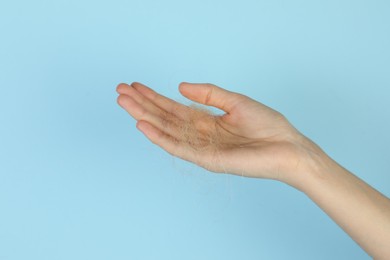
[117,82,390,259]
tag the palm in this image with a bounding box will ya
[203,105,298,178]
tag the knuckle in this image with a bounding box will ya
[138,106,147,118]
[204,86,214,105]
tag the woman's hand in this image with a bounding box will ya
[116,82,323,189]
[117,82,390,259]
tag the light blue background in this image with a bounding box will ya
[0,0,389,259]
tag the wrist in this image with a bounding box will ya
[281,133,335,192]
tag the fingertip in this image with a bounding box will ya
[116,94,127,107]
[136,120,151,133]
[178,82,193,96]
[136,120,160,140]
[132,81,152,92]
[179,82,213,103]
[117,94,137,110]
[116,83,129,93]
[178,81,187,89]
[135,120,145,131]
[131,81,144,88]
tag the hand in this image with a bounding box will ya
[117,82,390,259]
[116,82,324,189]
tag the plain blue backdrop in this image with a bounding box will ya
[0,0,389,259]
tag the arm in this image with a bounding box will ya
[116,82,390,259]
[293,137,390,259]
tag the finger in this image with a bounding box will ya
[117,94,149,120]
[136,120,197,163]
[117,83,181,134]
[130,82,190,120]
[117,94,182,139]
[117,83,204,142]
[178,82,244,113]
[117,83,159,113]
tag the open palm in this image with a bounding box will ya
[117,82,316,183]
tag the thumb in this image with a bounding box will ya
[178,82,242,113]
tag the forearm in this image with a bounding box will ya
[299,147,390,259]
